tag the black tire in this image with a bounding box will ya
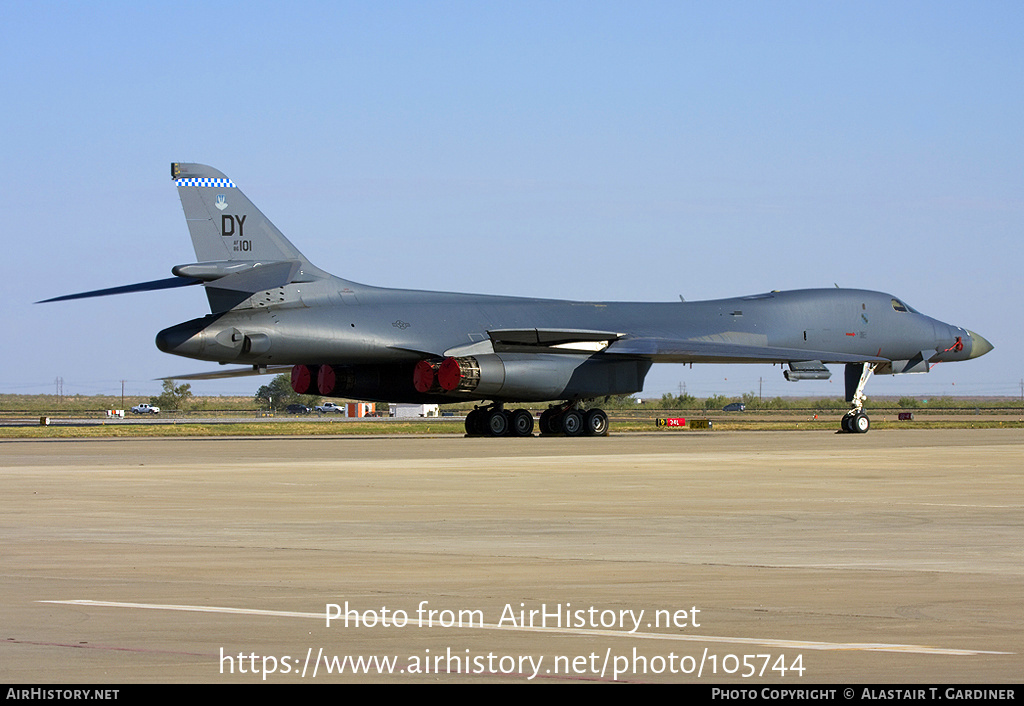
[560,410,583,436]
[539,409,557,435]
[511,409,535,437]
[465,409,480,436]
[852,412,870,434]
[486,409,509,437]
[584,409,609,436]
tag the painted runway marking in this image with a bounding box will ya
[6,637,208,657]
[40,600,1010,656]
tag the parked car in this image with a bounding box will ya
[285,404,311,414]
[131,403,160,414]
[315,402,344,413]
[722,402,746,412]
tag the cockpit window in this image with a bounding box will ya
[891,298,917,313]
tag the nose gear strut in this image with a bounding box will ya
[840,362,876,433]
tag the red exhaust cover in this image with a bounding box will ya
[413,360,438,393]
[437,357,463,391]
[291,365,315,394]
[317,365,337,395]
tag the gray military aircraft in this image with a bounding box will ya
[42,163,993,436]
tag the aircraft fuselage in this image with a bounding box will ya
[156,279,985,405]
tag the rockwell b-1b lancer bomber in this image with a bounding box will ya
[42,163,993,436]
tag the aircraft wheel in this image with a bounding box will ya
[510,409,534,437]
[584,409,609,436]
[840,413,853,433]
[465,410,480,436]
[485,409,509,437]
[539,409,558,435]
[560,410,583,436]
[852,412,870,434]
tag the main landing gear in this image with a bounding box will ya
[840,362,876,434]
[464,402,609,437]
[539,402,609,437]
[464,403,536,437]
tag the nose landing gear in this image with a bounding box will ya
[840,362,876,434]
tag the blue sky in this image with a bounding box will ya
[2,1,1021,399]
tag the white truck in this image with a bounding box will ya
[315,402,345,413]
[131,403,160,414]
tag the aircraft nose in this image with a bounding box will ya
[967,330,993,359]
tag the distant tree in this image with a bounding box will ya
[702,394,731,411]
[255,374,319,410]
[597,394,643,409]
[811,398,846,412]
[741,391,761,410]
[657,392,696,409]
[150,380,193,411]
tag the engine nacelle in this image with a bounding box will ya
[437,355,505,395]
[297,355,650,404]
[311,363,422,401]
[413,360,443,394]
[433,353,651,402]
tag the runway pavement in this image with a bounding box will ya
[1,429,1021,683]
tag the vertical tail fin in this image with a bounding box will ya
[172,163,337,312]
[172,162,317,268]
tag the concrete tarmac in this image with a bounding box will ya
[1,429,1021,683]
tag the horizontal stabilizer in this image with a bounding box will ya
[160,365,291,381]
[37,276,202,303]
[37,258,303,306]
